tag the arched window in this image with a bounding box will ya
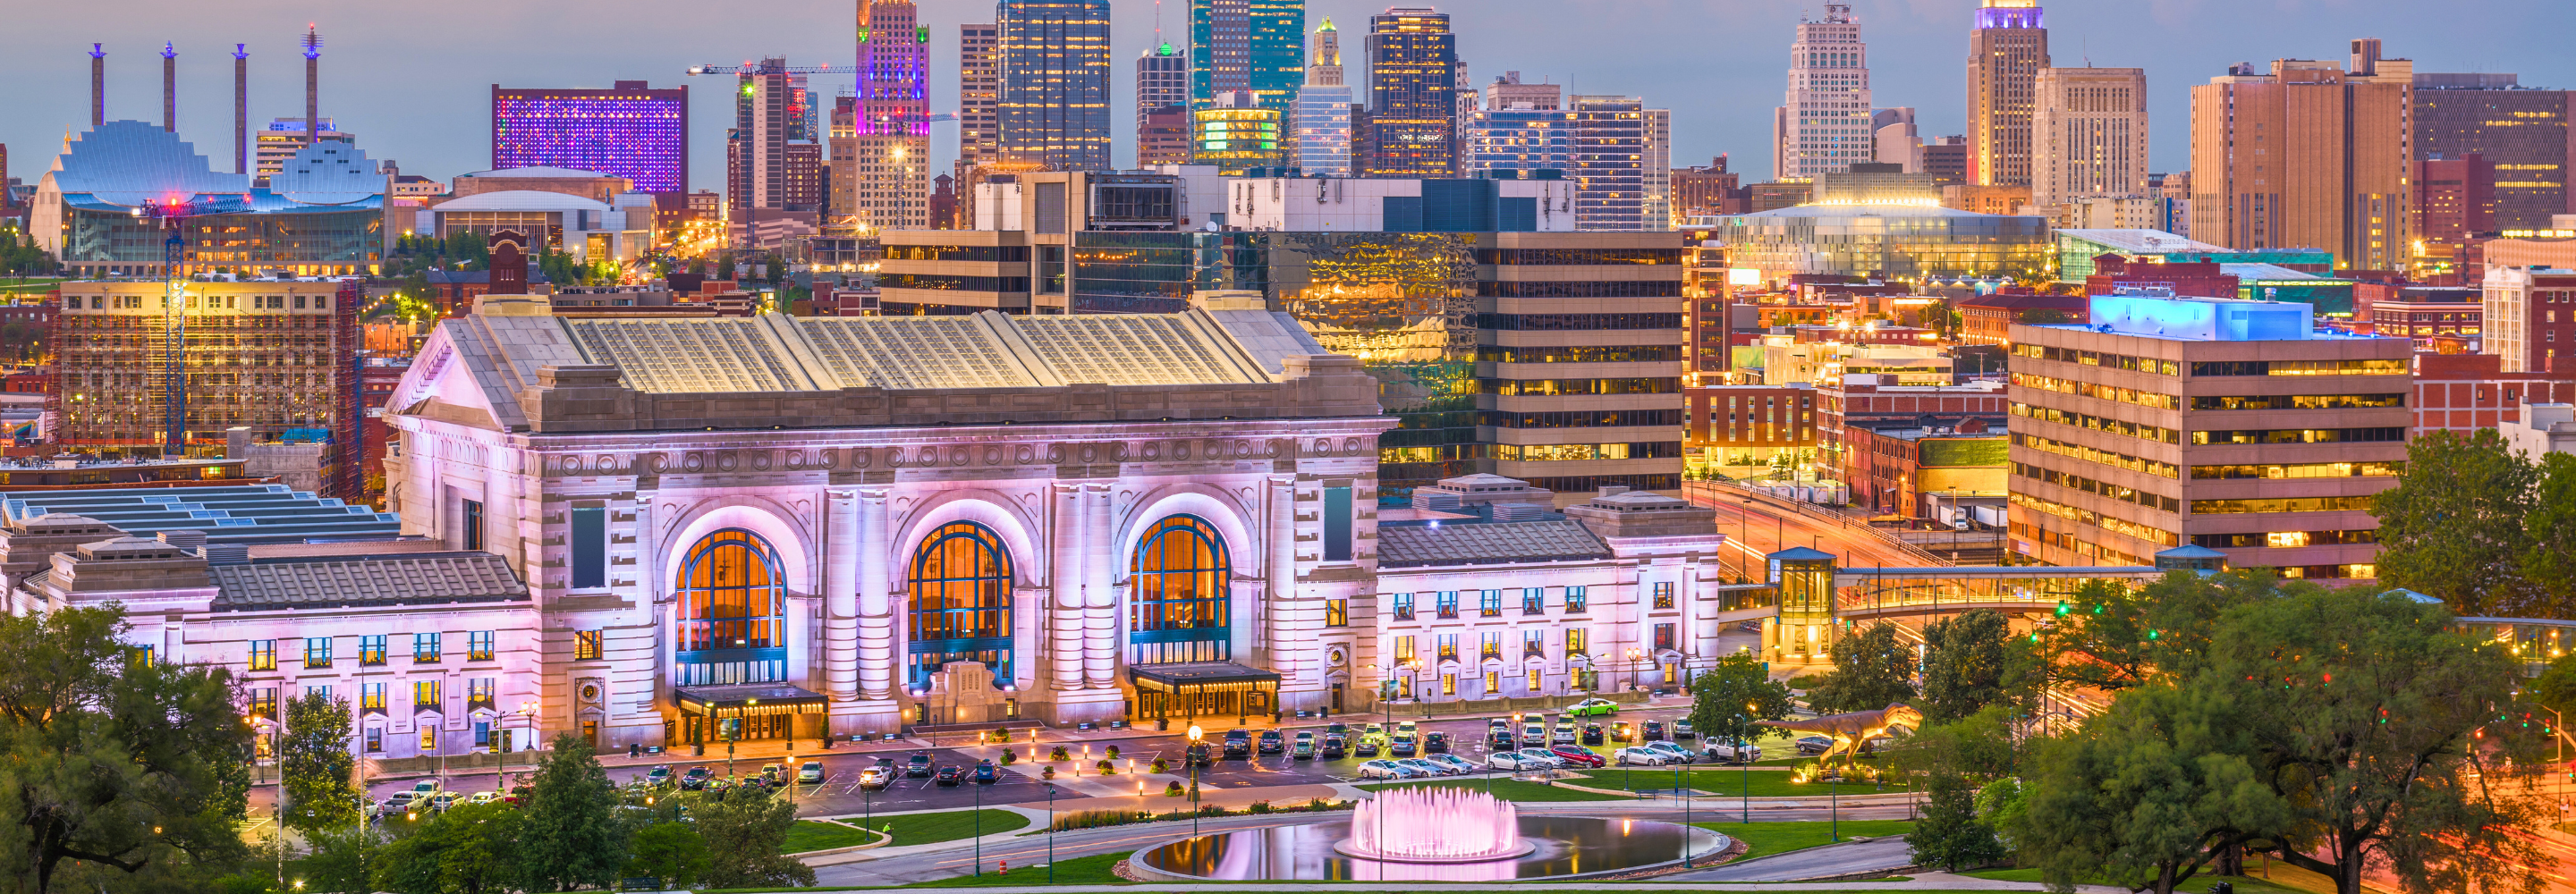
[674,529,786,687]
[1129,515,1231,665]
[907,521,1013,689]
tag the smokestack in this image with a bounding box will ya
[89,44,104,128]
[301,25,321,155]
[233,45,249,174]
[162,43,176,132]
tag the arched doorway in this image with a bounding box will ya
[1128,515,1232,666]
[907,521,1014,691]
[673,529,786,688]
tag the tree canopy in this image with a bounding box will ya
[1804,622,1918,713]
[1685,653,1795,746]
[2371,428,2546,614]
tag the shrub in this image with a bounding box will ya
[1040,766,1056,780]
[1097,759,1115,774]
[999,748,1017,765]
[1105,746,1122,760]
[1165,780,1186,797]
[1049,746,1070,762]
[1248,800,1272,814]
[1051,809,1152,831]
[1150,758,1170,774]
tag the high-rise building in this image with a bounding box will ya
[1292,18,1353,177]
[490,82,689,196]
[958,23,1002,178]
[1645,107,1673,230]
[2190,55,2413,271]
[997,0,1114,172]
[2412,153,2496,283]
[1485,72,1561,111]
[1192,91,1286,174]
[1773,4,1873,181]
[1140,105,1192,166]
[726,58,824,216]
[845,1,932,232]
[2482,266,2576,374]
[1191,0,1306,114]
[1361,7,1459,178]
[1139,42,1189,133]
[1920,135,1970,184]
[2413,72,2569,231]
[253,117,352,184]
[1965,0,2047,186]
[2030,67,2147,212]
[2007,290,2407,578]
[1462,107,1573,176]
[1572,96,1647,231]
[1673,155,1742,218]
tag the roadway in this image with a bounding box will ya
[1695,487,1944,579]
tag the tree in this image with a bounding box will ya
[2517,451,2576,613]
[1907,771,2008,872]
[518,732,628,891]
[693,789,816,890]
[0,604,254,894]
[372,802,521,894]
[1803,622,1916,714]
[2372,428,2541,615]
[1685,653,1794,749]
[296,827,383,894]
[1919,609,2034,723]
[2040,570,2280,693]
[278,690,359,834]
[623,822,712,890]
[2015,684,2286,894]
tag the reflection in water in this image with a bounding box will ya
[1137,815,1716,881]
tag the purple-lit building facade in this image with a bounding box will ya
[491,82,690,196]
[849,1,932,231]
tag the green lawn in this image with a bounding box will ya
[896,852,1128,887]
[838,809,1030,847]
[783,820,881,854]
[1692,819,1917,863]
[1580,766,1911,798]
[1355,777,1633,802]
[1964,866,2321,894]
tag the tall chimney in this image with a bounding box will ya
[89,44,104,128]
[233,45,249,174]
[162,43,176,132]
[301,25,322,155]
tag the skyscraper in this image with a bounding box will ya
[1572,96,1646,231]
[997,0,1113,172]
[848,1,931,231]
[2031,68,2147,212]
[1773,4,1872,181]
[958,23,1002,178]
[1139,43,1188,130]
[727,59,824,217]
[2190,56,2413,271]
[1645,107,1673,230]
[490,81,690,195]
[2414,72,2570,231]
[1191,0,1306,114]
[1965,0,2047,186]
[1362,7,1459,178]
[1292,18,1352,176]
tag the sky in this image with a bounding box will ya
[3,0,2567,192]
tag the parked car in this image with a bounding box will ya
[1321,735,1348,759]
[467,790,500,806]
[1487,719,1516,750]
[1520,723,1548,747]
[1548,745,1606,767]
[1426,754,1478,773]
[1674,721,1698,740]
[1795,736,1835,755]
[760,763,784,782]
[645,765,674,787]
[1643,741,1698,763]
[1361,723,1387,747]
[798,762,825,784]
[1292,731,1318,759]
[1609,721,1635,742]
[681,767,713,790]
[1397,758,1451,777]
[934,765,965,787]
[972,762,998,784]
[706,778,733,797]
[1551,722,1578,745]
[1223,729,1252,759]
[906,753,936,777]
[385,790,419,812]
[1356,759,1418,780]
[1487,750,1549,771]
[1514,747,1567,768]
[1704,742,1763,763]
[857,766,893,789]
[428,790,463,811]
[1642,721,1667,741]
[1566,697,1622,717]
[1258,730,1284,754]
[1614,746,1671,766]
[1353,738,1381,758]
[1581,722,1605,745]
[1424,730,1450,754]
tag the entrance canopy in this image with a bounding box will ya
[674,683,828,719]
[1129,662,1281,722]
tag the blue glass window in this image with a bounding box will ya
[908,522,1013,689]
[674,529,787,687]
[1128,516,1231,665]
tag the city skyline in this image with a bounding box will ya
[7,0,2566,193]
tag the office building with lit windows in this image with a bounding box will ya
[1191,92,1285,174]
[2005,289,2409,579]
[1360,7,1460,178]
[379,291,1727,746]
[1707,202,2052,284]
[1190,0,1306,114]
[490,82,689,196]
[997,0,1114,171]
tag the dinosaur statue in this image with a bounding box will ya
[1756,703,1923,772]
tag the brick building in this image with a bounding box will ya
[1953,291,2086,345]
[1845,417,2006,519]
[2410,352,2576,437]
[1684,384,1815,469]
[2484,266,2576,373]
[1818,374,2009,466]
[2353,283,2478,345]
[2083,256,2241,299]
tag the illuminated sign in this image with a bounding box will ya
[1728,268,1763,286]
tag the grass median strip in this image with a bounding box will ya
[1584,766,1913,798]
[830,808,1032,848]
[894,851,1130,886]
[784,820,881,853]
[1353,777,1633,802]
[1690,819,1916,863]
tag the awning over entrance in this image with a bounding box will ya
[1129,662,1281,723]
[674,683,829,719]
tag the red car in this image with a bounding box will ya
[1548,745,1606,768]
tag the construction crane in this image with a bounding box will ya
[682,63,959,122]
[130,198,213,457]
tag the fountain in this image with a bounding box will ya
[1131,788,1727,882]
[1336,789,1537,863]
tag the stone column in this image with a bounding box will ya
[1050,482,1086,692]
[856,487,894,701]
[1689,557,1721,670]
[1080,483,1117,689]
[1264,475,1309,704]
[823,488,860,702]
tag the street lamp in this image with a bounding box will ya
[1045,781,1058,884]
[1186,725,1205,839]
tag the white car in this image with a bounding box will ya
[1357,759,1419,780]
[1644,741,1699,763]
[1550,723,1578,745]
[1704,741,1763,763]
[1487,750,1546,771]
[1514,747,1567,768]
[1426,754,1478,773]
[1614,746,1672,766]
[1397,758,1452,777]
